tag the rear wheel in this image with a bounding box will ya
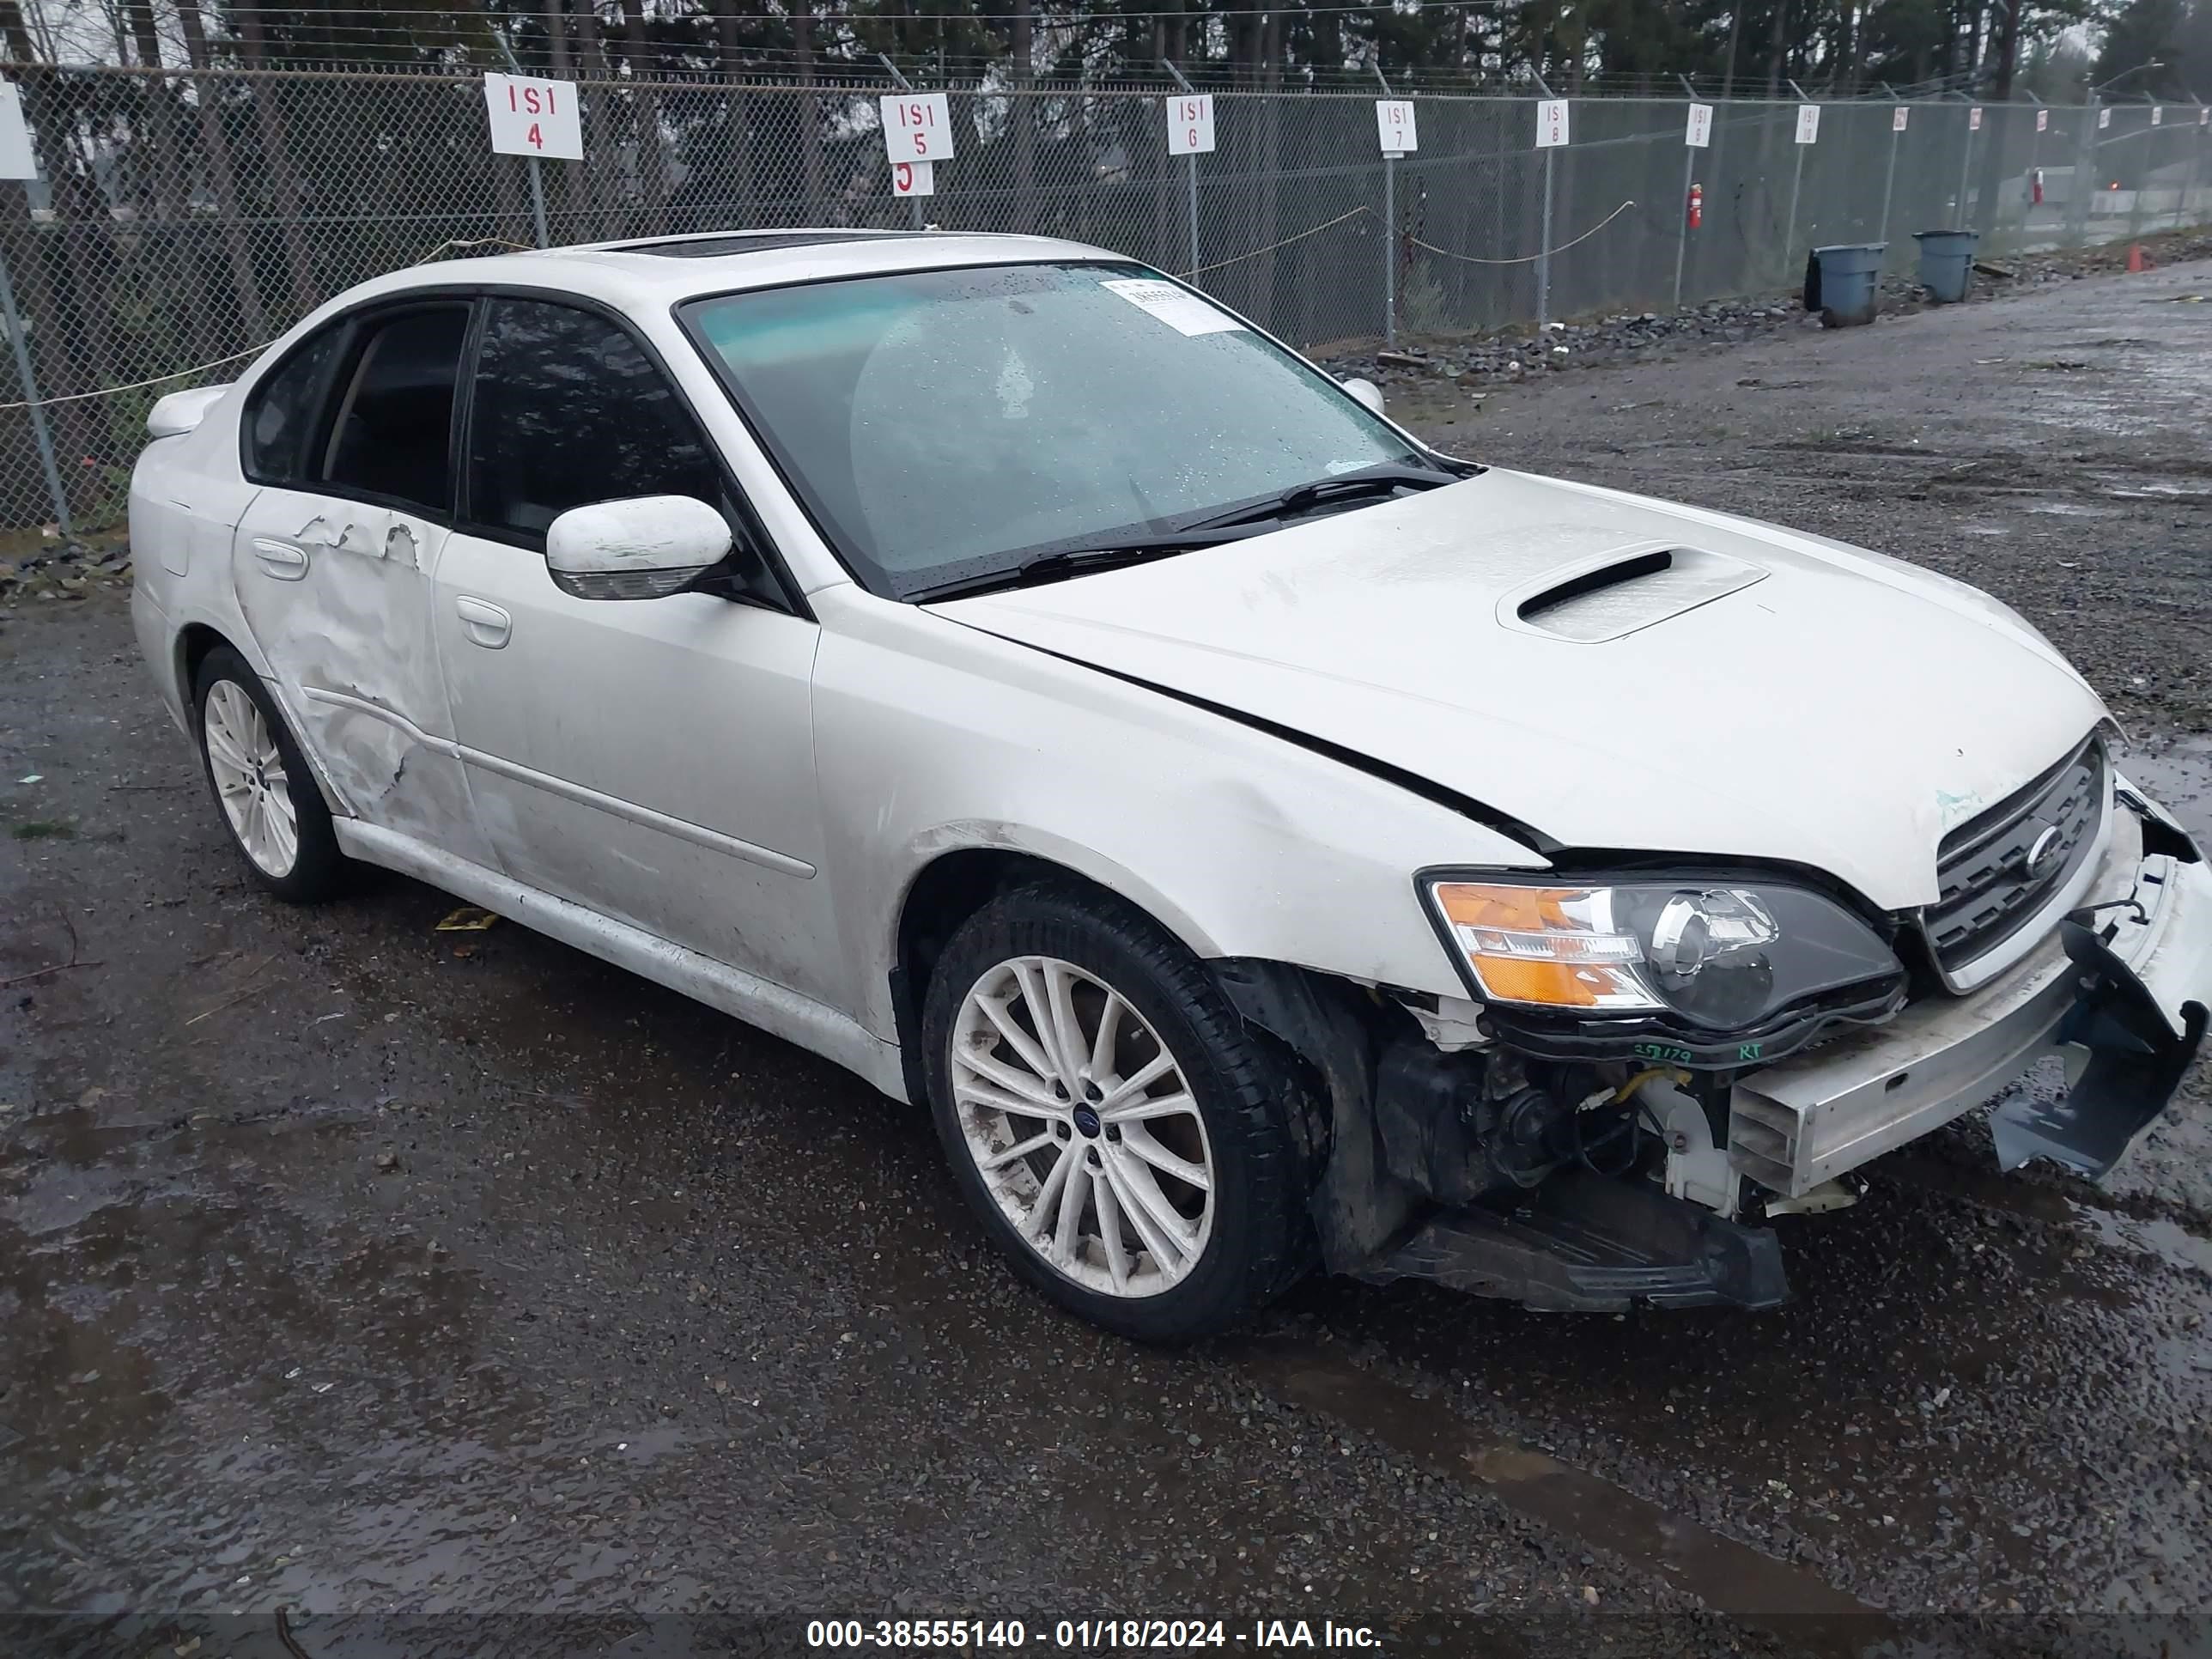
[193,646,346,902]
[922,881,1311,1340]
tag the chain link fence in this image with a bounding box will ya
[2,62,2208,538]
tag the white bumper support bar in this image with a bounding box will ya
[1728,800,2212,1197]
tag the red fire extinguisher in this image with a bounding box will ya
[1687,182,1704,230]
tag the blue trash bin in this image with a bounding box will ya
[1802,242,1887,327]
[1912,228,1980,303]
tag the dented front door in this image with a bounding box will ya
[231,485,493,866]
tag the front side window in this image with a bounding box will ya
[466,297,725,543]
[241,325,344,485]
[682,262,1428,598]
[319,306,469,516]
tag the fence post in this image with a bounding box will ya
[2073,98,2099,242]
[1164,60,1200,280]
[2189,102,2208,227]
[880,55,926,232]
[1954,100,1976,230]
[1372,64,1396,344]
[495,32,551,247]
[1672,76,1696,308]
[1879,87,1902,245]
[1533,73,1556,329]
[2019,98,2045,254]
[0,235,70,539]
[1784,81,1813,287]
[2126,105,2149,242]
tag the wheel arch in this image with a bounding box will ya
[175,621,230,712]
[174,623,351,817]
[888,842,1224,1108]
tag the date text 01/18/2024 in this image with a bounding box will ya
[805,1619,1385,1650]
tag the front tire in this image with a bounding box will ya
[192,646,347,902]
[921,881,1311,1341]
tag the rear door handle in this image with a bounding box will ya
[455,596,512,649]
[250,537,309,580]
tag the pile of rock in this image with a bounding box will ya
[0,537,131,605]
[1325,293,1812,389]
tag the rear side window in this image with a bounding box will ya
[241,326,343,483]
[465,297,724,543]
[319,307,470,516]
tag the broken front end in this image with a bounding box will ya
[1222,741,2212,1312]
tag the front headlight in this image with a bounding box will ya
[1421,873,1901,1030]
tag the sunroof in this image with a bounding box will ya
[615,231,919,258]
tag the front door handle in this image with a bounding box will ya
[250,537,309,580]
[454,596,512,649]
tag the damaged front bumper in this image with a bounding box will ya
[1729,792,2212,1197]
[1347,791,2211,1316]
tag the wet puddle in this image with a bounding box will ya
[1227,1337,1893,1656]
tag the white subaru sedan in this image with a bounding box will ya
[131,231,2212,1340]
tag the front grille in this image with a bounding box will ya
[1924,737,2107,976]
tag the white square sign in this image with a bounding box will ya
[890,158,934,198]
[2202,107,2209,125]
[2151,105,2163,125]
[1684,103,1712,148]
[2099,106,2112,129]
[1167,94,1215,156]
[881,93,955,162]
[1795,104,1820,145]
[1376,100,1417,155]
[1535,99,1571,149]
[483,73,583,161]
[0,82,34,180]
[1891,106,1909,132]
[2036,108,2049,132]
[1969,106,1983,131]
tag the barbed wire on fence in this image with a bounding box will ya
[0,63,2202,539]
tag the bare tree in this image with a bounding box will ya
[172,0,267,337]
[1011,0,1035,233]
[233,0,318,314]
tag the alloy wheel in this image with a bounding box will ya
[950,955,1215,1298]
[204,681,300,878]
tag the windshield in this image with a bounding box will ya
[682,261,1432,599]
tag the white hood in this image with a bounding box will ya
[932,468,2108,910]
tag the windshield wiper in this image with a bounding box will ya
[906,526,1265,603]
[1183,461,1465,532]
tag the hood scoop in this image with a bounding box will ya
[1504,543,1766,643]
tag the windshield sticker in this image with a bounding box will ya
[1100,277,1246,337]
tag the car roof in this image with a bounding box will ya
[331,229,1130,317]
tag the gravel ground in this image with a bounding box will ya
[7,257,2212,1659]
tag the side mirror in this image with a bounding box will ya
[544,495,732,601]
[1341,376,1385,416]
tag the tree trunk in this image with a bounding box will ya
[171,0,267,338]
[710,0,755,225]
[1765,0,1790,98]
[575,0,607,73]
[547,0,570,76]
[1250,12,1281,331]
[1973,0,2026,240]
[0,1,121,517]
[125,0,219,362]
[794,0,822,216]
[234,3,318,317]
[1012,0,1036,233]
[617,0,666,234]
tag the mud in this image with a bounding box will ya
[8,259,2212,1657]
